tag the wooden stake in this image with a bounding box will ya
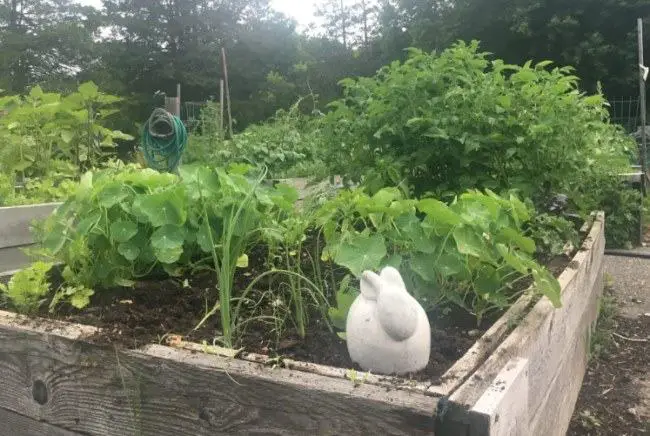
[638,19,647,193]
[221,48,233,138]
[220,79,225,140]
[176,83,181,118]
[638,18,647,245]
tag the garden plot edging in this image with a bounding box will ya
[0,203,62,273]
[0,203,61,249]
[436,211,606,436]
[0,212,604,435]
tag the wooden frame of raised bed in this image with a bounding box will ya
[0,209,605,436]
[0,203,62,273]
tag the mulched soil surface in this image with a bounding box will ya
[568,315,650,435]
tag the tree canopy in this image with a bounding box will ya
[0,0,647,131]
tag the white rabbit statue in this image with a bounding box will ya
[346,266,431,375]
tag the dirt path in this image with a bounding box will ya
[568,254,650,435]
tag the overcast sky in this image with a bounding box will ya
[77,0,318,31]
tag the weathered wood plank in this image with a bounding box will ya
[450,213,604,408]
[0,246,32,275]
[0,203,60,249]
[437,213,605,435]
[430,293,534,397]
[0,315,438,435]
[0,406,83,436]
[469,357,529,436]
[527,263,604,436]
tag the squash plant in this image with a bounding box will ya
[317,186,560,325]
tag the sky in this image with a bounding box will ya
[77,0,318,31]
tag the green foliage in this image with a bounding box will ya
[0,82,133,205]
[322,42,632,200]
[188,98,328,179]
[321,41,638,246]
[316,186,560,324]
[38,162,304,346]
[526,214,580,262]
[0,261,54,313]
[328,274,357,339]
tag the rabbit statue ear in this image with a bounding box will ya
[360,270,382,300]
[379,266,407,291]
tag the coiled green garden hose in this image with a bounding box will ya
[140,107,188,173]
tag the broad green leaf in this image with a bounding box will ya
[76,210,102,235]
[333,233,387,277]
[150,225,185,264]
[410,253,438,282]
[133,187,186,227]
[196,221,218,253]
[437,252,466,277]
[497,227,536,254]
[417,199,461,226]
[110,220,138,243]
[382,254,403,269]
[496,244,529,274]
[117,240,140,261]
[453,225,488,259]
[97,182,130,208]
[532,268,562,308]
[42,224,68,254]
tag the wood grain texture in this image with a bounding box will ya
[0,246,33,274]
[0,203,60,249]
[0,317,438,436]
[527,264,604,436]
[437,213,605,435]
[430,293,534,397]
[469,358,529,436]
[0,406,83,436]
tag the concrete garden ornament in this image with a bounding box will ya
[346,266,431,375]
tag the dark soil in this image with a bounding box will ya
[568,315,650,435]
[0,232,570,383]
[27,251,571,383]
[41,270,494,382]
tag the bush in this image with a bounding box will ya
[320,40,636,245]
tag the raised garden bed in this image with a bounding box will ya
[0,205,605,435]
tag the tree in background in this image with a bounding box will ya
[0,0,647,133]
[0,0,100,93]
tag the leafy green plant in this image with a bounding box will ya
[328,274,356,339]
[526,213,580,262]
[191,166,269,347]
[320,41,634,245]
[188,97,327,179]
[0,82,133,205]
[0,261,54,313]
[316,186,561,324]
